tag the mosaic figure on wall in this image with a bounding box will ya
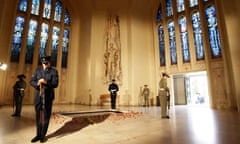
[104,14,122,84]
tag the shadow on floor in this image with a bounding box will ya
[47,113,111,139]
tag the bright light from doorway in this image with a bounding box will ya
[186,71,209,106]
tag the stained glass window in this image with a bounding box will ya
[158,25,166,66]
[39,23,49,57]
[192,11,204,60]
[51,26,60,66]
[54,0,62,22]
[205,5,222,58]
[11,16,25,62]
[177,0,185,13]
[203,0,208,2]
[166,0,173,17]
[179,16,190,63]
[43,0,51,19]
[168,21,177,65]
[62,29,69,68]
[31,0,40,15]
[64,9,71,25]
[11,0,71,67]
[25,19,38,64]
[156,4,162,22]
[189,0,198,7]
[18,0,27,12]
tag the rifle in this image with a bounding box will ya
[39,83,45,127]
[12,90,15,113]
[167,94,170,110]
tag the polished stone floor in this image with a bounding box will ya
[0,104,240,144]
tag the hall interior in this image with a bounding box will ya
[1,105,240,144]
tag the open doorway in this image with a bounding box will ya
[173,71,209,106]
[186,71,209,106]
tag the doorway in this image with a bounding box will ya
[173,71,209,106]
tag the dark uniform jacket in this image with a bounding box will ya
[108,83,119,95]
[30,67,58,101]
[13,79,26,97]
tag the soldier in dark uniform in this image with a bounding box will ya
[159,72,170,119]
[12,74,26,117]
[30,56,59,143]
[108,79,119,109]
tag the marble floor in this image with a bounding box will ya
[0,104,240,144]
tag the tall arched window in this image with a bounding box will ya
[179,16,190,63]
[10,0,71,68]
[192,11,204,60]
[156,3,162,22]
[158,25,166,66]
[205,5,222,58]
[166,0,173,17]
[168,21,177,65]
[189,0,198,7]
[177,0,185,13]
[156,0,222,67]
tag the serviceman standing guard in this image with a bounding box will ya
[142,84,150,107]
[12,74,26,117]
[159,73,170,119]
[30,56,59,143]
[108,79,119,109]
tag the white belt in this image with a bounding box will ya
[159,88,165,91]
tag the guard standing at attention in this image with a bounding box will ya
[142,84,150,107]
[12,74,26,117]
[108,79,119,109]
[159,73,170,119]
[30,56,59,143]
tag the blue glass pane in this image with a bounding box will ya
[62,29,70,68]
[158,25,165,66]
[205,6,222,58]
[54,0,62,22]
[177,0,185,12]
[11,16,25,62]
[25,19,38,64]
[192,11,204,60]
[203,0,208,2]
[179,16,190,63]
[18,0,28,12]
[166,0,173,17]
[64,9,71,25]
[38,23,49,65]
[168,21,177,65]
[51,26,60,66]
[156,4,162,22]
[31,0,40,15]
[189,0,198,7]
[43,0,51,19]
